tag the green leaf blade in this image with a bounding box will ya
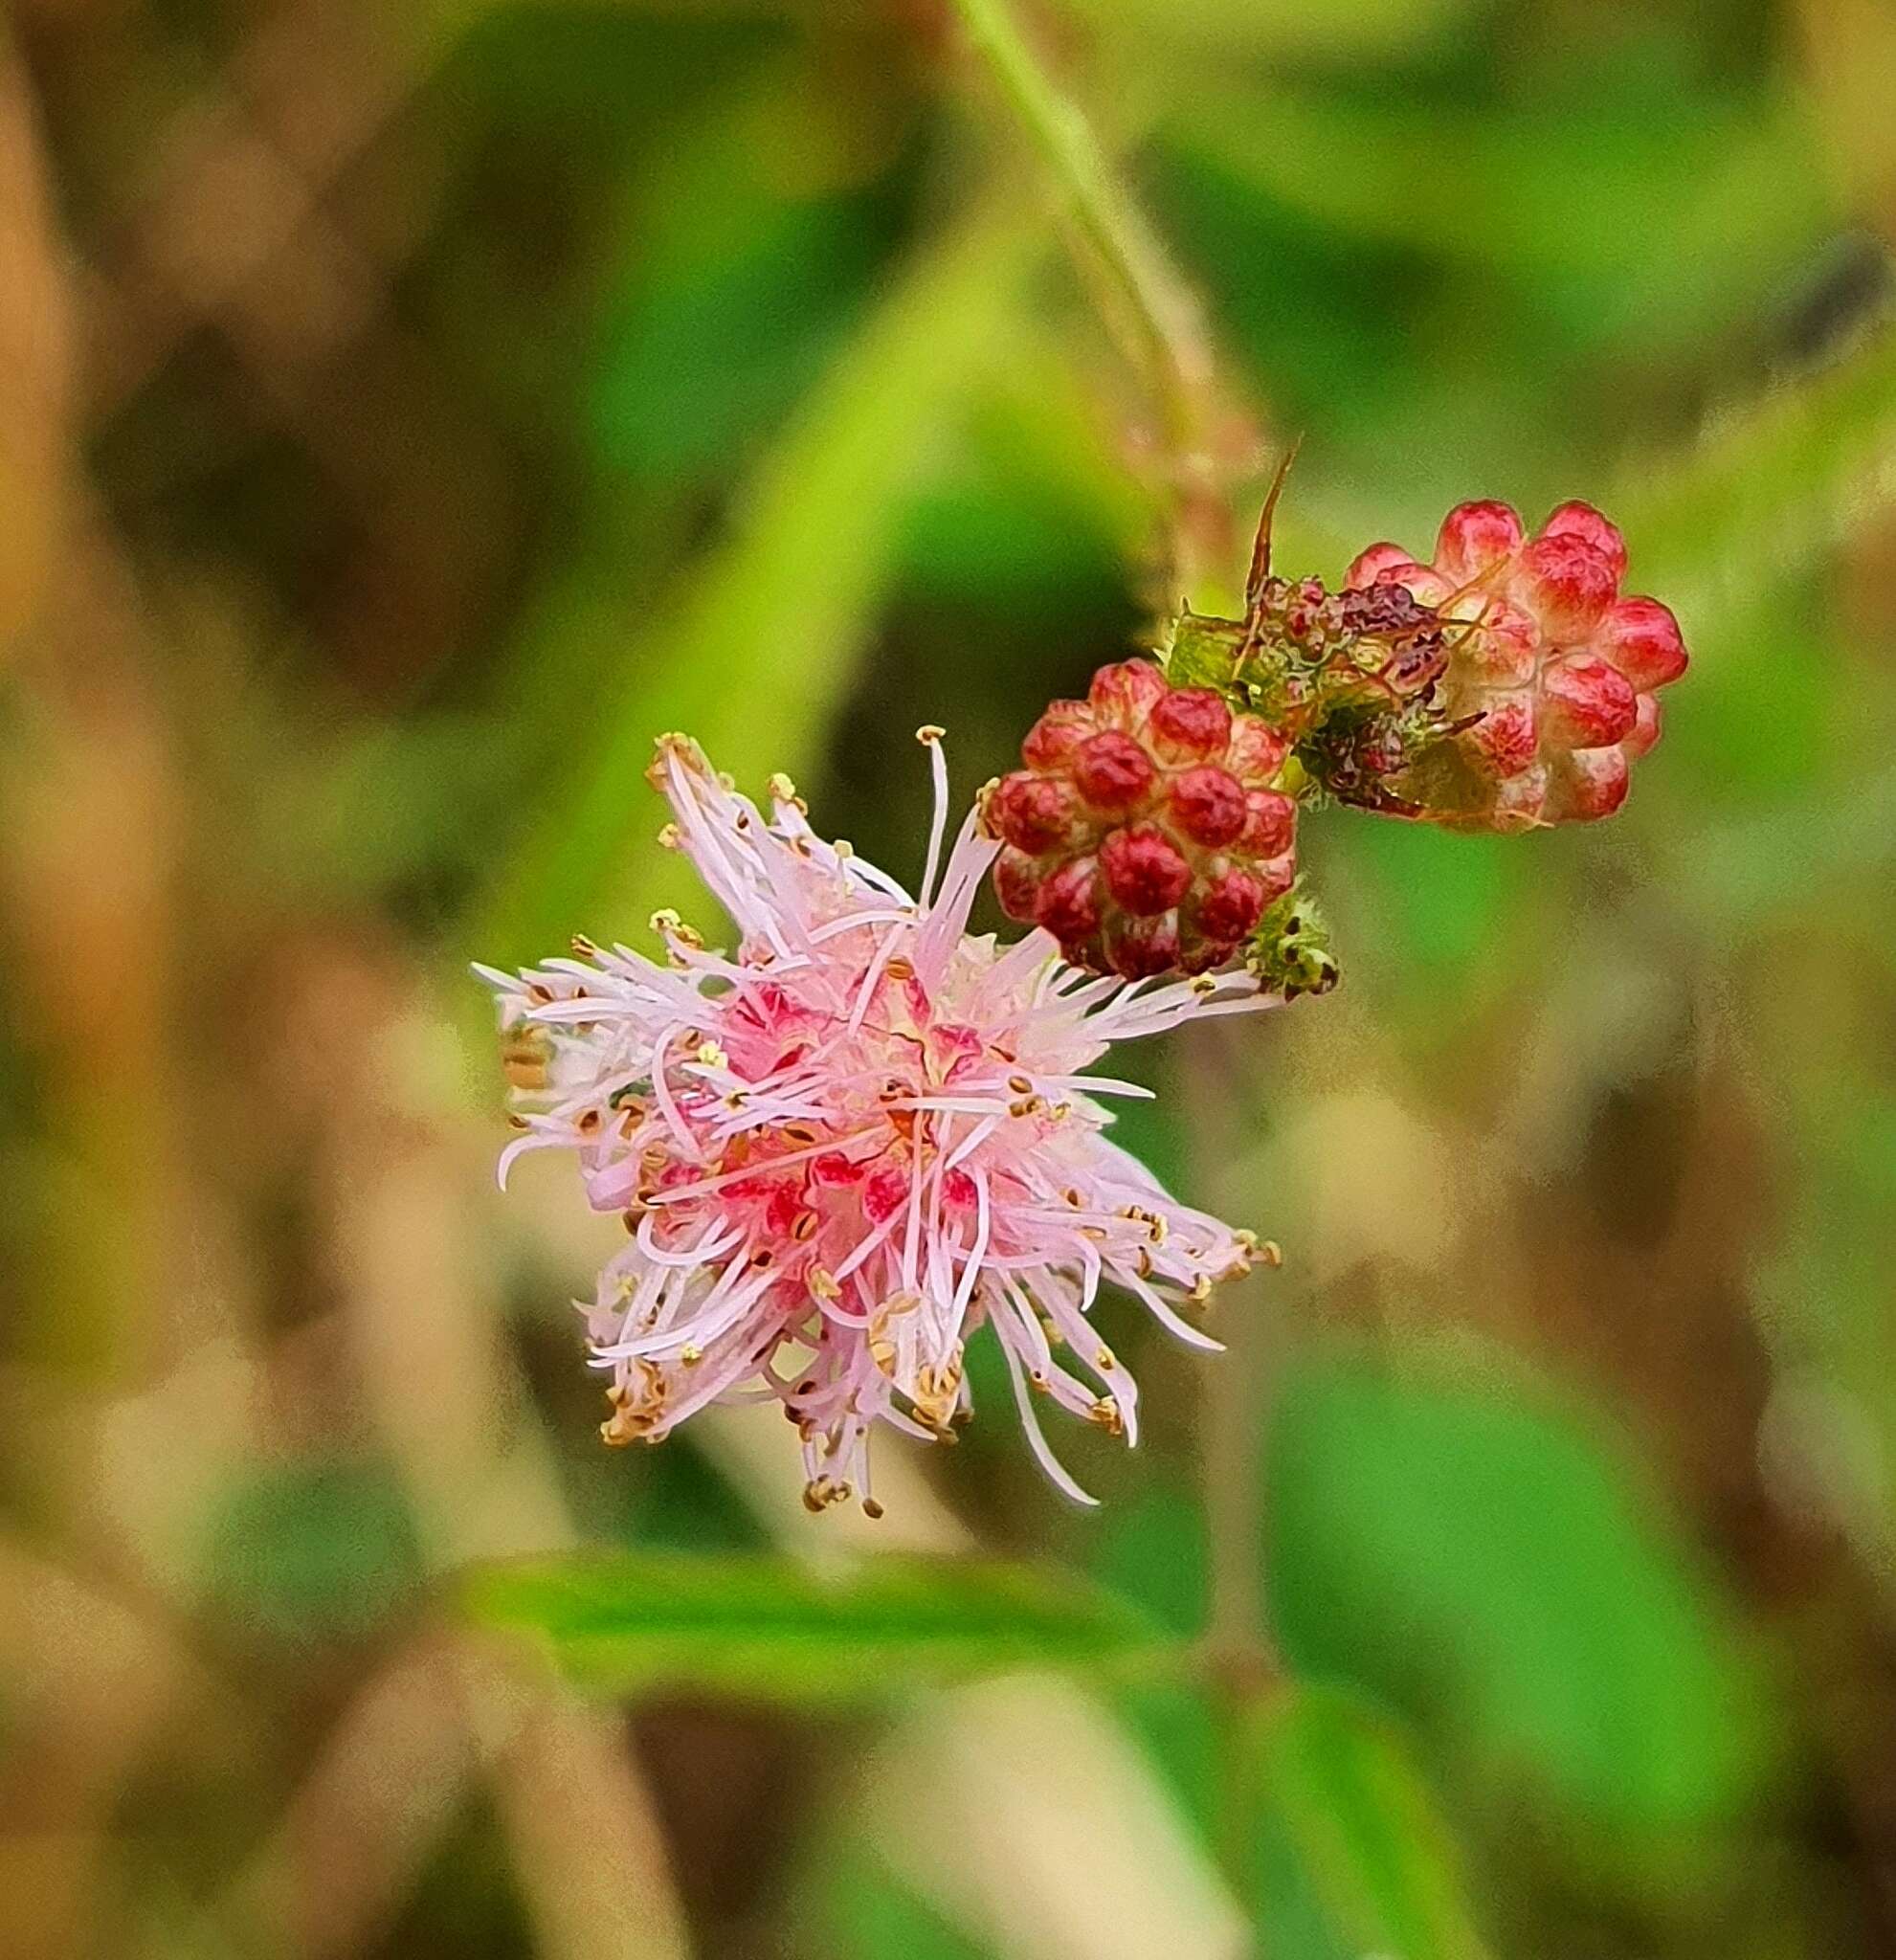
[1266,1354,1772,1838]
[1253,1685,1495,1960]
[458,1550,1171,1704]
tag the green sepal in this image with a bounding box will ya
[1246,881,1340,997]
[1158,611,1249,694]
[1157,610,1336,737]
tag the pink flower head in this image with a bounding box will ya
[477,732,1273,1514]
[1345,500,1687,831]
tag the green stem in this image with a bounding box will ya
[945,0,1248,594]
[1186,1024,1281,1940]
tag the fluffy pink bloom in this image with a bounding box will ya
[478,732,1272,1514]
[1346,500,1688,831]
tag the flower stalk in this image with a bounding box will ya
[946,0,1251,595]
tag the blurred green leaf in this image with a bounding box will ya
[1660,578,1837,801]
[206,1460,421,1647]
[268,714,519,902]
[1617,325,1896,617]
[1076,0,1476,59]
[588,47,908,485]
[1266,1353,1770,1834]
[1165,84,1834,350]
[1092,1483,1209,1637]
[812,1838,995,1960]
[1252,1684,1495,1960]
[1333,820,1521,990]
[1092,1488,1219,1834]
[460,1551,1170,1703]
[591,191,888,483]
[1679,764,1896,925]
[897,429,1128,619]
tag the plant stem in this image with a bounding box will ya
[1188,1022,1281,1938]
[945,0,1250,595]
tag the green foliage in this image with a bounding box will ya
[587,47,907,486]
[205,1460,422,1647]
[459,1551,1171,1704]
[1251,1684,1495,1960]
[1168,82,1835,354]
[1337,820,1519,989]
[1266,1353,1772,1836]
[1090,1488,1220,1835]
[1661,579,1837,803]
[1072,0,1477,58]
[813,1840,996,1960]
[1618,325,1896,616]
[591,192,890,485]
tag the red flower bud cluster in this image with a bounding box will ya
[987,660,1298,978]
[1345,501,1688,831]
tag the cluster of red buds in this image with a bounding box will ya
[987,485,1688,986]
[1343,501,1687,830]
[986,659,1298,978]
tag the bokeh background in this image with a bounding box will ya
[4,0,1896,1955]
